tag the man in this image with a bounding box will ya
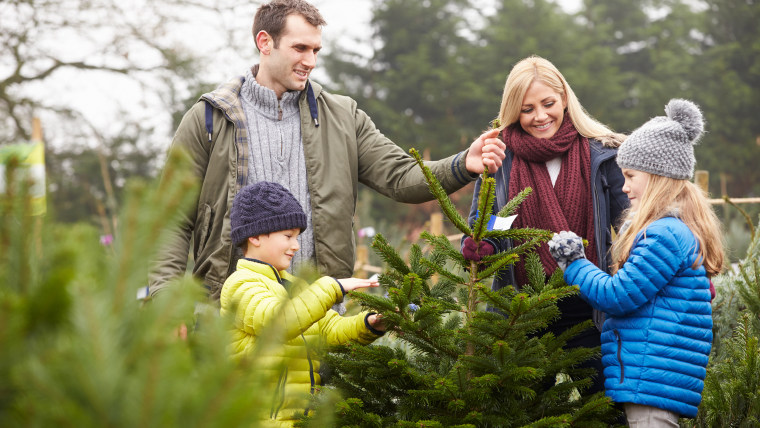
[149,0,505,300]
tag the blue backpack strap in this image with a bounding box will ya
[204,100,213,144]
[306,82,319,127]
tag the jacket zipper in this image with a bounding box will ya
[614,329,625,383]
[302,334,316,416]
[278,100,283,156]
[270,367,288,420]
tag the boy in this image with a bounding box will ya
[219,181,384,426]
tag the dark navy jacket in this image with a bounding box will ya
[466,139,629,329]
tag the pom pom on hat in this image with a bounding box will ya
[617,98,705,180]
[664,98,704,142]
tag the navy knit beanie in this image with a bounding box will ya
[230,181,307,247]
[617,99,705,180]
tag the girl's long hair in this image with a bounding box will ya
[497,55,626,147]
[611,174,724,276]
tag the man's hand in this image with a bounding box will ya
[339,277,380,292]
[465,128,506,174]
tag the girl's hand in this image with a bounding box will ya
[338,277,380,292]
[547,231,587,271]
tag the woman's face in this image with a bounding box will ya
[519,80,566,139]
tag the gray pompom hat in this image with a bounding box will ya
[617,99,705,180]
[230,181,307,247]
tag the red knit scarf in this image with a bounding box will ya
[503,116,597,286]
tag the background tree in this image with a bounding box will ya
[321,0,759,259]
[694,209,760,426]
[324,0,485,227]
[0,0,253,230]
[690,0,760,198]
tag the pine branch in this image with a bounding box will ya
[420,231,467,268]
[496,187,533,217]
[409,148,471,236]
[477,253,519,282]
[371,233,411,275]
[472,176,496,241]
[430,279,458,302]
[420,257,467,285]
[483,226,552,242]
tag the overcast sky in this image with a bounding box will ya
[38,0,581,149]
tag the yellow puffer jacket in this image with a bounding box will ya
[219,258,382,426]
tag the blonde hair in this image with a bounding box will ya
[611,174,724,276]
[497,55,625,147]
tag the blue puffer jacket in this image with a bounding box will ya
[564,216,713,417]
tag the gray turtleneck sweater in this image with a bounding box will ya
[240,70,315,272]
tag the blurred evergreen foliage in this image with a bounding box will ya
[0,152,273,427]
[692,210,760,427]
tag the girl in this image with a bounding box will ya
[548,98,724,426]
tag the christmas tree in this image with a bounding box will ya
[303,149,620,427]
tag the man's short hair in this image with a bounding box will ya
[253,0,326,50]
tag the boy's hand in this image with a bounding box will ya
[339,277,380,292]
[367,313,386,332]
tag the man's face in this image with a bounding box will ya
[258,14,322,98]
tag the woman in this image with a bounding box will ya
[462,55,629,395]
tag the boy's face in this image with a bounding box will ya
[248,228,301,271]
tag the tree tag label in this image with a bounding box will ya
[487,214,517,231]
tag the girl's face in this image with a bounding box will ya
[621,168,650,211]
[519,80,566,139]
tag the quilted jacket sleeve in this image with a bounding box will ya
[223,274,344,341]
[564,222,684,316]
[318,311,383,346]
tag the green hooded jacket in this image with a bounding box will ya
[149,69,476,299]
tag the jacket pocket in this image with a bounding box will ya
[614,329,625,383]
[196,203,212,253]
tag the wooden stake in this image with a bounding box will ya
[694,170,709,194]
